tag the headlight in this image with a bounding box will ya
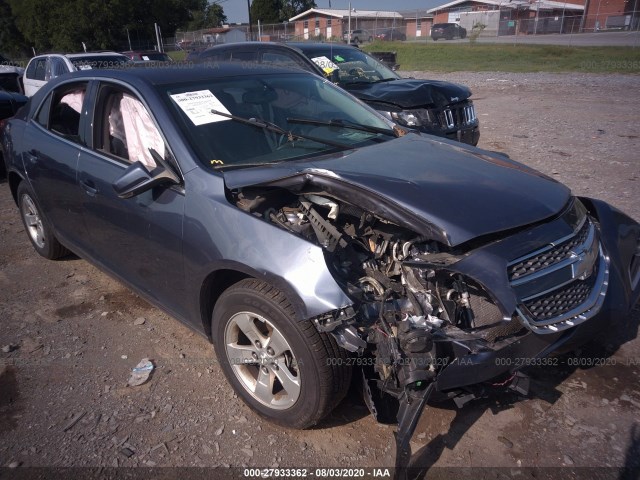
[381,109,433,128]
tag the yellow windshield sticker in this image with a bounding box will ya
[310,56,338,74]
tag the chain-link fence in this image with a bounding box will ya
[166,10,640,53]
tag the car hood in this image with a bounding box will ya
[223,134,571,247]
[343,78,472,109]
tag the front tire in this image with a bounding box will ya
[17,182,69,260]
[212,279,351,429]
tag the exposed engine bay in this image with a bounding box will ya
[232,185,531,405]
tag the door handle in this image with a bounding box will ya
[80,180,98,196]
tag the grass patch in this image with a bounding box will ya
[364,42,640,73]
[168,50,187,61]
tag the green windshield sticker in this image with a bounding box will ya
[334,55,345,62]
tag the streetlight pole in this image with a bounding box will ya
[247,0,253,40]
[348,2,352,43]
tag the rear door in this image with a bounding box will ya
[22,80,91,247]
[77,81,187,315]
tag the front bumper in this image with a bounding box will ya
[434,198,640,392]
[442,124,480,146]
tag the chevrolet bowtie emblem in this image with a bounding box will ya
[570,227,598,280]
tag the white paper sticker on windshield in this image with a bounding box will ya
[77,65,92,70]
[170,90,231,126]
[310,56,338,74]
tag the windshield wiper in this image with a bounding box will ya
[286,117,397,137]
[210,109,351,149]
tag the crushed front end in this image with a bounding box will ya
[227,171,640,475]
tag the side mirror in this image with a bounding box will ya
[113,151,180,199]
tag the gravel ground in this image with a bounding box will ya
[1,72,639,476]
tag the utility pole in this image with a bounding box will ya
[247,0,253,40]
[348,2,352,43]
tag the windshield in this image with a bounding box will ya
[160,72,396,169]
[70,55,131,70]
[298,47,399,86]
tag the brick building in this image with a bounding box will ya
[427,0,585,35]
[289,8,404,40]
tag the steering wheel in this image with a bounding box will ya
[348,67,366,78]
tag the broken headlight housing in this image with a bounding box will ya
[382,108,435,128]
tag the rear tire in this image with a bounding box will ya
[17,182,69,260]
[212,279,352,429]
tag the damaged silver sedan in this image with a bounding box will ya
[2,65,639,473]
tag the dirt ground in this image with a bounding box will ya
[1,72,639,477]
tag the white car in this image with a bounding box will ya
[23,52,130,96]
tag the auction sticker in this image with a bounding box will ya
[310,56,339,74]
[170,90,231,126]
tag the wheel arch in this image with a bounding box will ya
[8,171,23,205]
[199,264,311,341]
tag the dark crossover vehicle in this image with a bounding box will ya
[0,89,27,119]
[1,54,25,94]
[431,23,467,41]
[2,66,639,474]
[0,88,27,177]
[193,42,480,145]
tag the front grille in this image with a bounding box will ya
[509,218,591,281]
[522,272,596,322]
[510,215,609,334]
[437,102,476,130]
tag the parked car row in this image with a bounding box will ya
[19,50,173,97]
[2,63,639,475]
[343,28,408,43]
[191,42,480,146]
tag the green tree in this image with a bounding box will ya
[188,1,227,30]
[250,0,282,24]
[280,0,315,21]
[6,0,219,53]
[250,0,315,24]
[0,0,27,56]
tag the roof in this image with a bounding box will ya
[54,64,312,87]
[525,0,584,10]
[64,52,126,59]
[289,8,403,21]
[288,42,360,53]
[427,0,583,12]
[427,0,502,13]
[397,9,434,18]
[202,27,245,34]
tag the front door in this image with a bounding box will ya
[77,82,187,317]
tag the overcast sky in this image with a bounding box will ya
[222,1,446,24]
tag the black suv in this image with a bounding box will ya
[191,42,480,146]
[431,23,467,40]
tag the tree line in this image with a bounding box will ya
[0,0,226,56]
[251,0,316,25]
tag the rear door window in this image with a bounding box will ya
[28,58,48,81]
[47,83,88,143]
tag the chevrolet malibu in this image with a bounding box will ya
[2,66,639,470]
